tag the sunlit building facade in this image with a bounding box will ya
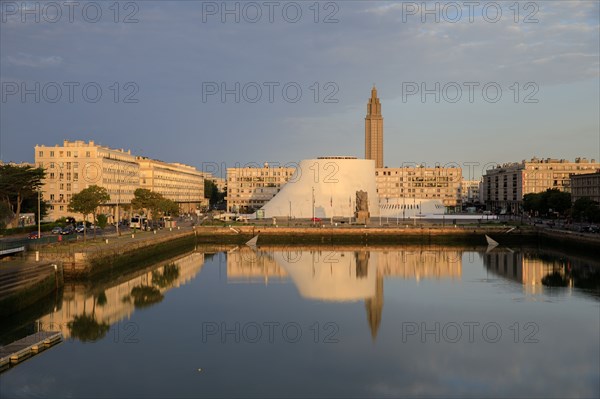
[365,86,384,168]
[137,157,205,213]
[226,164,296,213]
[461,179,481,205]
[482,157,600,213]
[34,140,140,221]
[375,166,462,211]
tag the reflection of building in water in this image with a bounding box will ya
[263,247,463,340]
[483,250,568,294]
[273,251,378,301]
[373,250,462,281]
[365,275,383,341]
[226,248,288,284]
[38,252,204,338]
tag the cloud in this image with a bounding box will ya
[5,52,63,68]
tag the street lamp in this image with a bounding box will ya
[114,168,121,236]
[37,187,41,240]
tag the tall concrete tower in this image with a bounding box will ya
[365,86,383,168]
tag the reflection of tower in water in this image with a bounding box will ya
[365,275,384,341]
[238,247,463,341]
[355,251,383,340]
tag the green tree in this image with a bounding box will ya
[0,164,45,228]
[68,185,110,240]
[523,193,542,215]
[0,201,11,229]
[96,214,108,229]
[158,198,179,218]
[523,189,572,217]
[204,179,226,207]
[21,194,49,223]
[132,189,179,221]
[545,189,571,216]
[132,188,162,219]
[572,197,600,223]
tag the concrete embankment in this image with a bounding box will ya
[32,229,198,280]
[0,262,64,318]
[194,225,598,247]
[15,224,600,282]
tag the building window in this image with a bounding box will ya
[86,151,91,157]
[50,151,55,157]
[38,151,43,157]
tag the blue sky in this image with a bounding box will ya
[1,1,599,178]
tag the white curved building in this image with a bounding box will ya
[259,157,380,218]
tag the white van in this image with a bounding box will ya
[130,215,142,229]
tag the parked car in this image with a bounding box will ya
[311,217,322,222]
[589,225,599,233]
[51,226,62,234]
[75,225,86,233]
[61,226,75,235]
[28,231,41,239]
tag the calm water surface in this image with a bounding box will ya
[1,245,599,398]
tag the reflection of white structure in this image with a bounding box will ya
[230,247,464,340]
[273,250,376,302]
[273,249,383,340]
[259,157,380,218]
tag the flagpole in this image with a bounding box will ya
[348,195,351,225]
[330,195,333,226]
[312,186,315,226]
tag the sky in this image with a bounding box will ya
[1,0,599,179]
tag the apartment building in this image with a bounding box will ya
[570,170,600,203]
[482,157,600,213]
[461,179,481,205]
[137,157,205,212]
[34,140,206,221]
[226,164,296,213]
[35,140,140,221]
[375,166,462,211]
